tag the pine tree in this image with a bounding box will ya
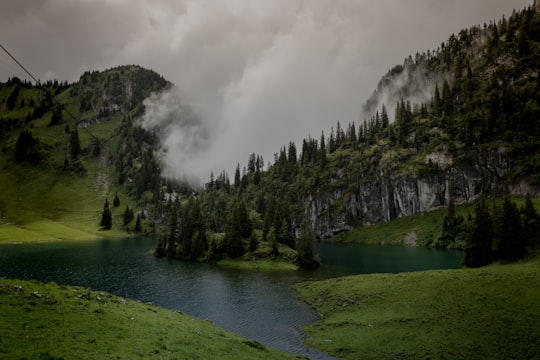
[224,201,250,258]
[296,219,319,268]
[267,226,279,257]
[234,163,241,189]
[463,197,492,267]
[381,104,389,129]
[113,194,120,207]
[433,84,442,117]
[123,205,133,226]
[49,106,62,127]
[69,129,81,159]
[135,213,142,232]
[522,193,539,248]
[493,197,526,260]
[100,199,112,230]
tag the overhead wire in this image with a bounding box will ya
[0,43,98,141]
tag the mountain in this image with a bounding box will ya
[0,65,179,242]
[155,2,540,263]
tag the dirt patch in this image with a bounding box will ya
[403,231,417,247]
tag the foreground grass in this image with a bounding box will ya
[0,278,298,360]
[295,252,540,360]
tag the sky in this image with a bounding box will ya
[0,0,531,184]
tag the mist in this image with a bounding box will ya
[0,0,531,185]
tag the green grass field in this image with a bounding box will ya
[0,278,298,360]
[295,251,540,360]
[0,160,136,243]
[0,132,143,244]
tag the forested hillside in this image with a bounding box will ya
[0,65,181,241]
[155,3,540,266]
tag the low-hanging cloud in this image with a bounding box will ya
[0,0,531,185]
[141,87,210,183]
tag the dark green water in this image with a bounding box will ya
[0,237,461,358]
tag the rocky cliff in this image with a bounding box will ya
[305,148,536,238]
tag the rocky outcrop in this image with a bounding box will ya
[304,149,535,238]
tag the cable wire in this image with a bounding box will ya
[0,43,98,141]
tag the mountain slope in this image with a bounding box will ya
[0,65,172,242]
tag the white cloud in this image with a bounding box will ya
[0,0,531,184]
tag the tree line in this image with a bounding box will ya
[434,194,539,267]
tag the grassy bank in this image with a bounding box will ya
[330,196,540,246]
[0,278,298,360]
[295,252,540,360]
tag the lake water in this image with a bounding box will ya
[0,237,462,358]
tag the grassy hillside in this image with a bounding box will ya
[0,67,169,243]
[0,278,298,360]
[295,251,540,360]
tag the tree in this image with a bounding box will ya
[463,197,492,267]
[49,106,62,127]
[91,138,101,157]
[381,104,389,129]
[522,193,539,248]
[438,199,466,249]
[267,226,279,257]
[15,130,41,165]
[100,199,112,230]
[135,213,142,232]
[234,163,241,189]
[123,205,134,226]
[493,197,526,260]
[224,201,251,258]
[432,84,442,117]
[296,219,319,269]
[69,129,81,159]
[5,85,20,111]
[113,194,120,207]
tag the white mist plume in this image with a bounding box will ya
[362,62,442,122]
[141,87,211,184]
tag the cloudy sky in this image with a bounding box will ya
[0,0,530,184]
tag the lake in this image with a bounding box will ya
[0,237,462,358]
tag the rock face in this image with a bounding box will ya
[304,149,535,238]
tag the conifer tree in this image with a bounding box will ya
[522,193,539,248]
[463,197,492,267]
[234,163,241,189]
[493,197,526,260]
[135,213,142,232]
[69,129,81,159]
[296,219,319,268]
[123,205,134,226]
[100,199,112,230]
[113,194,120,207]
[224,201,250,258]
[381,104,389,129]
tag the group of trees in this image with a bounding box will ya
[436,194,539,268]
[100,195,145,233]
[463,195,539,267]
[155,186,319,268]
